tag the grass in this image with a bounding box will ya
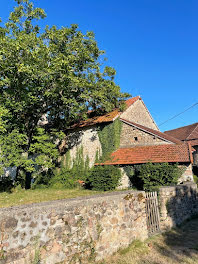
[98,217,198,264]
[0,188,104,208]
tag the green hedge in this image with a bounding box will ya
[124,163,183,191]
[86,165,121,191]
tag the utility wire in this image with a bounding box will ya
[159,102,198,127]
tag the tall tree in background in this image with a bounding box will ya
[0,0,129,188]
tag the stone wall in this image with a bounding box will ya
[193,145,198,167]
[66,125,102,167]
[120,99,158,130]
[1,184,198,263]
[120,123,170,148]
[0,191,148,264]
[159,183,198,231]
[178,163,194,183]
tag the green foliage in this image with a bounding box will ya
[0,129,32,172]
[0,106,9,133]
[0,176,14,192]
[124,163,183,191]
[39,147,90,189]
[0,0,129,188]
[98,118,122,160]
[86,165,121,191]
[30,127,59,169]
[49,169,79,189]
[71,147,90,180]
[0,126,59,187]
[193,174,198,185]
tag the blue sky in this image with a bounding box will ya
[1,0,198,131]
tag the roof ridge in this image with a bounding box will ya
[120,118,181,144]
[164,122,198,133]
[186,123,198,140]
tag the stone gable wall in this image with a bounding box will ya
[0,191,147,264]
[120,122,170,148]
[120,100,158,130]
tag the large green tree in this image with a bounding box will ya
[0,0,129,188]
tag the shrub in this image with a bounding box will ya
[0,176,14,192]
[32,147,90,189]
[49,168,79,189]
[193,174,198,185]
[124,163,183,191]
[134,163,182,191]
[86,165,121,191]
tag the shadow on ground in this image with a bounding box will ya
[152,217,198,264]
[102,218,198,264]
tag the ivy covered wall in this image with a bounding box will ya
[63,118,123,168]
[97,118,122,161]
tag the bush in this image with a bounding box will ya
[134,163,182,191]
[124,163,183,191]
[49,168,79,189]
[0,176,14,192]
[86,165,121,191]
[31,169,53,189]
[193,174,198,185]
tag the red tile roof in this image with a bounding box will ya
[164,122,198,141]
[189,139,198,147]
[120,118,182,144]
[96,144,193,165]
[125,96,141,108]
[69,96,140,129]
[69,109,120,129]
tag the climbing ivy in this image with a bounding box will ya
[97,118,122,161]
[49,146,90,188]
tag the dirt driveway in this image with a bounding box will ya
[101,217,198,264]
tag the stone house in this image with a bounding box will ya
[64,96,194,188]
[165,123,198,173]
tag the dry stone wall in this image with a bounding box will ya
[159,183,198,230]
[0,191,147,264]
[1,184,198,264]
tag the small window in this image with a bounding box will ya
[134,137,138,141]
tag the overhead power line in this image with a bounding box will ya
[159,102,198,127]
